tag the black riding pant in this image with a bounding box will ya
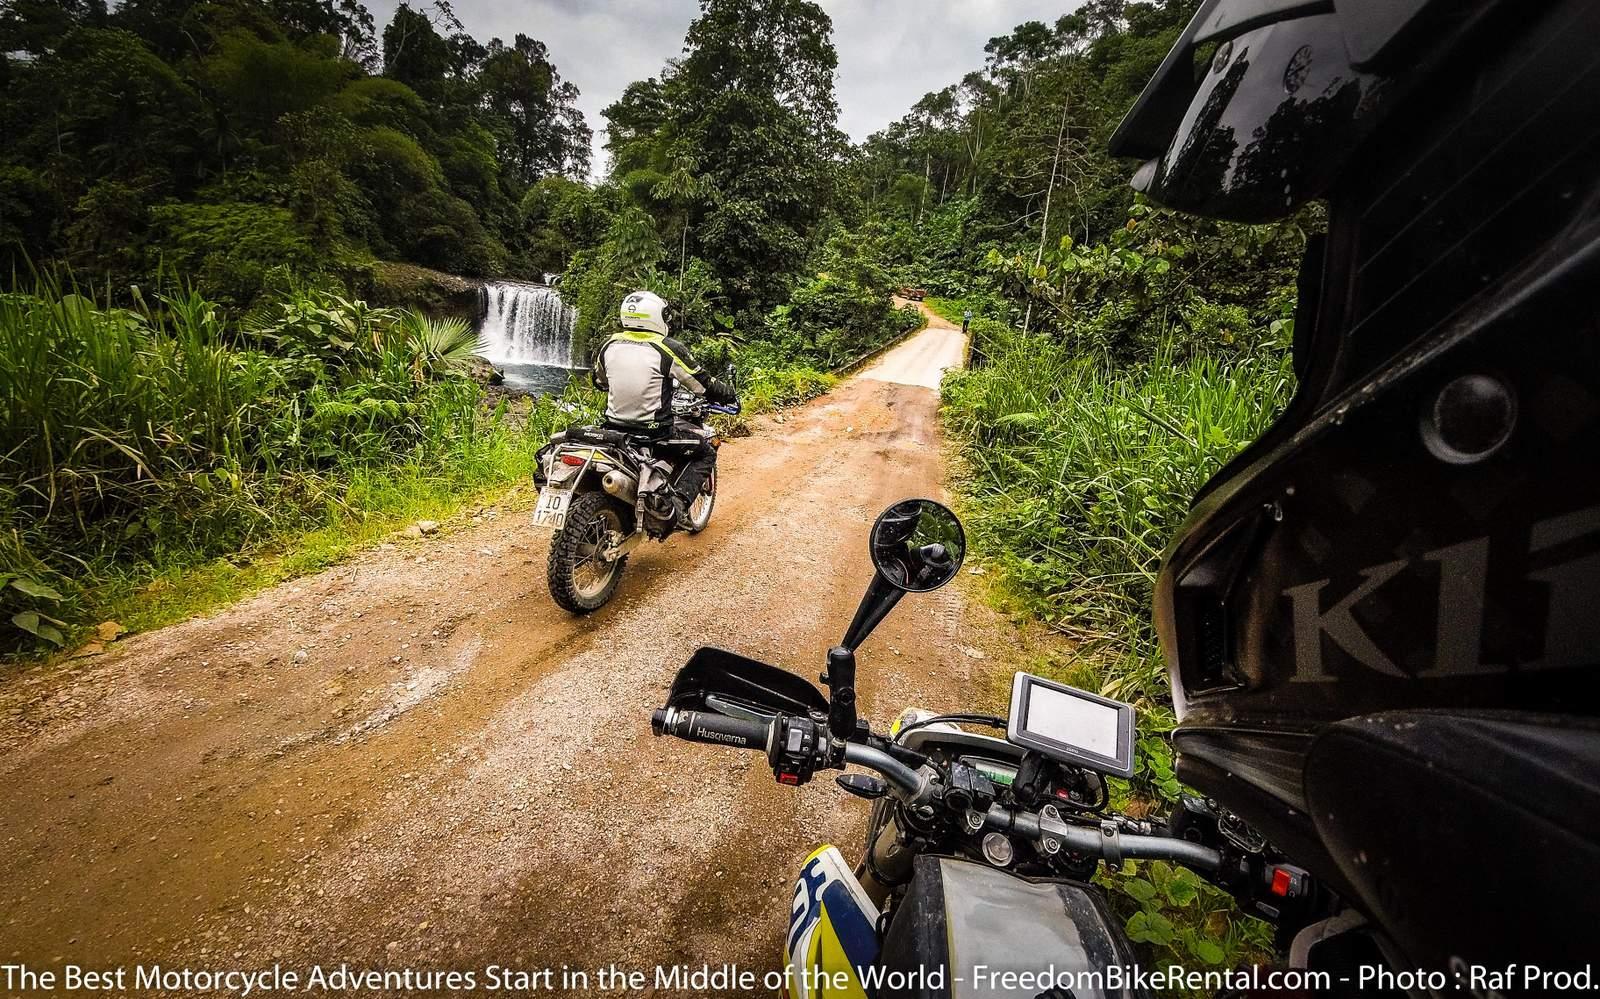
[606,421,716,501]
[669,440,717,500]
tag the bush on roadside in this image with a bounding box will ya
[147,201,321,308]
[942,333,1294,701]
[941,321,1294,972]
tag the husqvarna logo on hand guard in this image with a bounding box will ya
[1285,503,1600,681]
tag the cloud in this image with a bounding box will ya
[362,0,1079,176]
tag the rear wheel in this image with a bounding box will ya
[547,491,629,613]
[685,470,716,534]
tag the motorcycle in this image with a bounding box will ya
[651,500,1346,997]
[534,389,740,613]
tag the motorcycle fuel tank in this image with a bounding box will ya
[787,850,1142,999]
[785,846,880,999]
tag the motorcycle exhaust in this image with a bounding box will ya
[601,470,638,505]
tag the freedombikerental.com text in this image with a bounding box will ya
[4,961,1596,994]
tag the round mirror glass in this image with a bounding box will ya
[870,499,966,593]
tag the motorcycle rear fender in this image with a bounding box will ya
[545,461,583,487]
[546,445,620,486]
[786,846,879,999]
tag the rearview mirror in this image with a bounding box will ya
[829,499,968,742]
[869,499,966,593]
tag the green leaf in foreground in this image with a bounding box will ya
[1189,936,1226,965]
[10,578,64,601]
[12,611,66,645]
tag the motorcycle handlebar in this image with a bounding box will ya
[672,400,742,417]
[651,707,771,752]
[842,743,925,798]
[651,708,1219,875]
[650,710,925,795]
[987,804,1222,874]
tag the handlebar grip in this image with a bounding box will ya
[651,707,771,752]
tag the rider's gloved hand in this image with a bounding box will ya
[705,376,738,405]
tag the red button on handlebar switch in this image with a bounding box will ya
[1270,867,1293,897]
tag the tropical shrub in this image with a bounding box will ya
[943,333,1295,701]
[148,202,319,306]
[0,280,583,653]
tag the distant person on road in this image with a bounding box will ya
[962,308,973,335]
[591,290,738,520]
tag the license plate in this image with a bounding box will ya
[533,488,572,530]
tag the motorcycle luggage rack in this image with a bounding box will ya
[565,426,631,446]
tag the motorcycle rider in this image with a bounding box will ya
[591,290,738,521]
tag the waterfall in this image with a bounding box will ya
[477,281,578,368]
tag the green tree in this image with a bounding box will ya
[601,77,671,177]
[652,0,845,314]
[477,33,591,181]
[202,29,350,131]
[381,2,455,96]
[521,176,610,272]
[652,155,702,291]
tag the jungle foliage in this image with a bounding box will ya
[858,0,1313,727]
[0,0,590,304]
[869,1,1314,968]
[556,0,914,387]
[0,277,594,652]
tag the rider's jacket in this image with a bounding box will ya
[591,329,735,432]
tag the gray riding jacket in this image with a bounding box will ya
[591,330,735,432]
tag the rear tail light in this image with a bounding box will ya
[560,454,586,466]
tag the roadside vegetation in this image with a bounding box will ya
[0,277,600,656]
[936,225,1299,969]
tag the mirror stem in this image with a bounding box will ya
[827,572,906,744]
[825,646,857,746]
[840,572,906,653]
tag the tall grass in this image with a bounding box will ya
[0,279,595,655]
[942,325,1294,701]
[941,320,1294,969]
[740,365,838,413]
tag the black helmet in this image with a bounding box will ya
[1120,0,1600,975]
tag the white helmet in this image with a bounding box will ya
[620,290,670,336]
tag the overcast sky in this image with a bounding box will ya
[363,0,1080,177]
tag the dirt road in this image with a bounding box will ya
[0,309,991,994]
